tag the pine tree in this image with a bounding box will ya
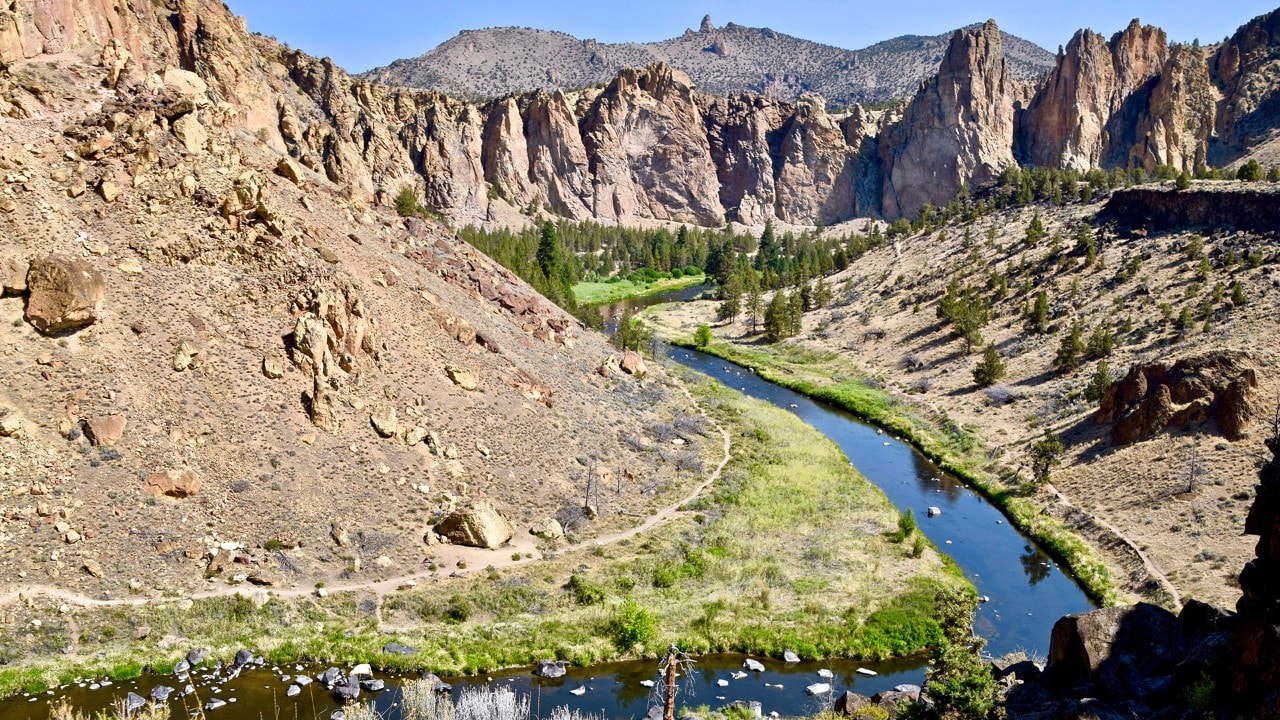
[1085,360,1112,403]
[972,344,1007,387]
[1085,324,1114,359]
[1025,212,1046,246]
[1054,320,1085,372]
[1028,290,1050,333]
[745,271,763,335]
[764,291,789,343]
[787,289,804,336]
[717,270,743,323]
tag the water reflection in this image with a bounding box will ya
[1020,544,1053,586]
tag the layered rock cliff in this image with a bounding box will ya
[880,20,1017,220]
[10,1,1277,229]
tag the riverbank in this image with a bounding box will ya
[643,301,1120,608]
[0,375,969,698]
[572,273,707,305]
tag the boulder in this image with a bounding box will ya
[1097,352,1257,444]
[369,407,399,438]
[620,351,647,377]
[172,113,208,154]
[144,469,202,498]
[24,255,104,335]
[1,257,27,296]
[534,660,567,678]
[530,518,564,541]
[1046,602,1185,700]
[262,357,284,379]
[743,658,765,672]
[834,691,871,715]
[382,642,418,656]
[163,68,209,99]
[434,501,514,549]
[150,685,174,702]
[276,157,304,185]
[124,692,146,713]
[83,415,126,447]
[445,365,479,391]
[806,682,830,695]
[783,649,800,663]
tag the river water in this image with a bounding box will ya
[1,288,1094,720]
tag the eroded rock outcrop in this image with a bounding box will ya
[1096,351,1257,445]
[880,21,1016,220]
[1237,431,1280,713]
[24,255,104,335]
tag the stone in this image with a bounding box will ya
[144,469,202,498]
[24,255,104,335]
[382,642,418,656]
[286,684,301,697]
[1,257,28,295]
[805,683,830,695]
[360,679,385,692]
[370,407,399,438]
[173,659,190,675]
[927,506,942,518]
[124,692,146,713]
[434,500,514,549]
[117,258,143,275]
[84,415,126,447]
[234,649,252,668]
[98,180,120,203]
[534,660,567,678]
[783,649,800,663]
[172,114,208,154]
[445,365,479,391]
[83,559,105,578]
[743,658,765,672]
[276,157,304,185]
[1097,351,1257,444]
[186,649,207,666]
[0,409,24,438]
[350,663,373,679]
[173,341,197,372]
[163,68,209,99]
[620,351,647,377]
[204,699,226,712]
[150,685,174,702]
[530,518,564,541]
[262,357,284,379]
[1046,602,1185,700]
[834,691,871,715]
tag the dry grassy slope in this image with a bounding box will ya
[0,48,701,600]
[361,22,1054,108]
[710,195,1275,607]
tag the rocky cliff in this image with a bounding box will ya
[11,2,1278,230]
[880,20,1018,220]
[0,0,699,597]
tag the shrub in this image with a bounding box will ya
[1053,321,1085,372]
[566,574,605,605]
[1231,281,1248,305]
[395,186,419,217]
[895,509,917,543]
[972,344,1007,388]
[694,323,712,349]
[1085,360,1113,404]
[609,598,656,650]
[925,639,998,719]
[1237,158,1264,182]
[1030,429,1064,485]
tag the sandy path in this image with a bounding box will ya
[0,375,733,611]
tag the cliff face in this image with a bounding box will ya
[10,0,1278,229]
[879,21,1016,220]
[1212,8,1280,159]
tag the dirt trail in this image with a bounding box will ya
[0,376,733,611]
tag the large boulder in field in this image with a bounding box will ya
[434,501,514,549]
[24,255,104,335]
[1046,602,1185,701]
[143,469,202,498]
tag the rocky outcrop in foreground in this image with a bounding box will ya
[993,432,1280,719]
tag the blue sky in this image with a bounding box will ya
[223,1,1279,74]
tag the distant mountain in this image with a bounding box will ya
[360,17,1055,107]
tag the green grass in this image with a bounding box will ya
[572,273,706,305]
[664,333,1119,608]
[0,377,970,697]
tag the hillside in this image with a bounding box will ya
[645,182,1280,609]
[360,17,1055,107]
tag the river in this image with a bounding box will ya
[0,287,1094,720]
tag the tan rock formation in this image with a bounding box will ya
[24,255,104,335]
[434,501,514,549]
[880,21,1016,220]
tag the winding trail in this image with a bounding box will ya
[0,376,733,611]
